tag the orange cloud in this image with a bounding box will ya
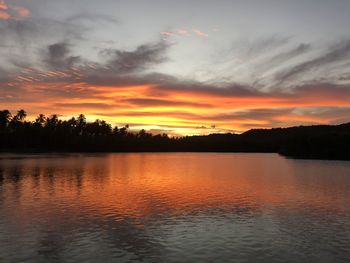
[0,0,8,10]
[160,28,209,40]
[11,5,30,17]
[0,0,30,19]
[4,77,350,135]
[193,29,208,37]
[176,28,189,35]
[0,10,10,19]
[160,31,175,37]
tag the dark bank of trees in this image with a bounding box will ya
[0,109,173,152]
[1,109,350,160]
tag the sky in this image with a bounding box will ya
[1,0,350,135]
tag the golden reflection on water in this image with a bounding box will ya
[2,153,349,217]
[1,153,350,262]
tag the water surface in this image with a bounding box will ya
[0,153,350,262]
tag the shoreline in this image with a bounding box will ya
[1,150,350,161]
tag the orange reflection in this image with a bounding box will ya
[2,153,349,224]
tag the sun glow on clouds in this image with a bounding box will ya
[3,38,350,136]
[3,65,350,136]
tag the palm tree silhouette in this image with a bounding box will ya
[11,109,27,123]
[35,114,46,127]
[0,110,11,129]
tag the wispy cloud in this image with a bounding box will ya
[160,27,209,40]
[192,29,208,38]
[275,40,350,83]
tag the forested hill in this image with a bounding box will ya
[1,109,350,160]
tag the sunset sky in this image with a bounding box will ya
[1,0,350,135]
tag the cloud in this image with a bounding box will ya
[228,35,290,60]
[148,80,263,98]
[0,66,11,84]
[293,107,350,125]
[160,28,208,40]
[53,102,114,110]
[176,29,189,35]
[0,11,10,20]
[0,0,30,20]
[0,19,37,43]
[192,29,208,37]
[276,40,350,83]
[101,41,169,74]
[66,13,119,24]
[160,31,175,37]
[205,108,293,122]
[124,98,212,108]
[44,42,81,69]
[0,0,8,10]
[259,43,311,72]
[10,5,30,18]
[0,17,88,57]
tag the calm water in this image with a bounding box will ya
[0,153,350,263]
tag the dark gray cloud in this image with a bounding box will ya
[44,42,81,69]
[148,80,266,98]
[102,41,169,74]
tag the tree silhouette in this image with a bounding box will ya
[35,114,46,127]
[15,109,27,122]
[0,110,11,130]
[0,109,349,160]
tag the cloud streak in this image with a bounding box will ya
[101,41,169,74]
[276,40,350,83]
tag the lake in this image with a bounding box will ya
[0,153,350,262]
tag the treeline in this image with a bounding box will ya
[0,110,173,152]
[1,109,350,160]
